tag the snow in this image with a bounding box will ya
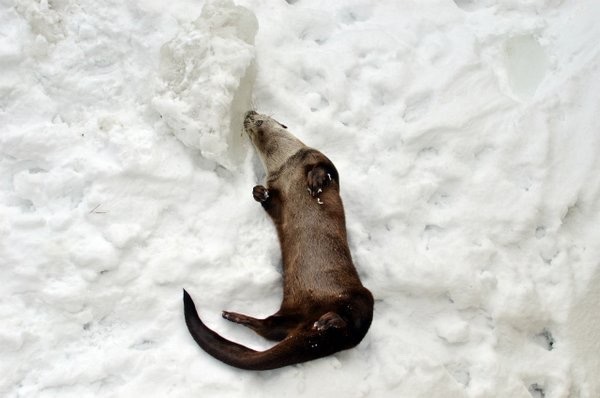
[1,0,599,397]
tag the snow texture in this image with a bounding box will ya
[1,0,599,397]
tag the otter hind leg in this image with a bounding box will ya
[222,311,298,342]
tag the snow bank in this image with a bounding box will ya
[1,0,599,397]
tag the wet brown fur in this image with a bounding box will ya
[183,111,374,370]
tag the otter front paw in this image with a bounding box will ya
[252,185,269,202]
[307,167,329,196]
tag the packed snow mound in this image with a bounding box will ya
[152,0,258,169]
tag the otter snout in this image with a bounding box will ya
[243,110,259,132]
[245,110,258,119]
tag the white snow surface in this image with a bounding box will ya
[1,0,600,397]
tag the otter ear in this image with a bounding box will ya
[312,311,347,331]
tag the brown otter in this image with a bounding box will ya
[183,111,374,370]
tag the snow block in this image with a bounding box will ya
[152,0,258,169]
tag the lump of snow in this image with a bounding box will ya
[435,317,470,344]
[152,0,258,169]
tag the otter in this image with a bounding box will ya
[183,111,374,370]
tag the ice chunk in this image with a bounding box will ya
[152,0,258,169]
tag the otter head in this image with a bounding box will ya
[244,111,306,175]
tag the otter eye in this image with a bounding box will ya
[256,120,263,127]
[280,123,287,129]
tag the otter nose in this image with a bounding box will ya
[244,110,258,119]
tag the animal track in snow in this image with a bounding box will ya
[533,328,555,351]
[338,5,372,25]
[423,224,445,251]
[417,146,439,162]
[306,92,330,112]
[528,383,546,398]
[535,226,546,239]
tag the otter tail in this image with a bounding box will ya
[183,289,358,370]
